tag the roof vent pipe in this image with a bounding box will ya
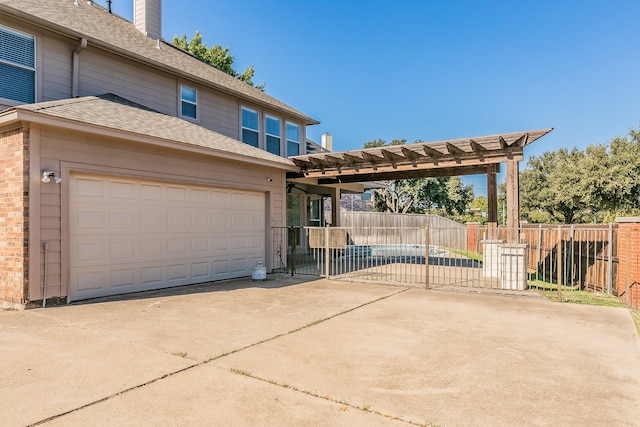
[106,0,112,13]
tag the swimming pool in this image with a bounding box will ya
[343,244,447,258]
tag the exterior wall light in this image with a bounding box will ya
[42,171,62,184]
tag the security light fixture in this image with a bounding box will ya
[42,170,61,184]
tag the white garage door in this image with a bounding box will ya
[69,173,265,301]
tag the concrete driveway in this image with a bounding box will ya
[1,276,639,426]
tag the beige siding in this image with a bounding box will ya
[37,126,286,299]
[78,47,176,115]
[199,90,240,139]
[41,35,73,101]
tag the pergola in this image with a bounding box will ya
[287,128,553,237]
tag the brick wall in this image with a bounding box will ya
[0,126,29,305]
[616,218,640,309]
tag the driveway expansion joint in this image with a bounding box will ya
[27,287,410,426]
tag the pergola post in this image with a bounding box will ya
[330,187,340,226]
[486,163,498,225]
[506,159,520,242]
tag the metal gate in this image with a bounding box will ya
[272,226,512,289]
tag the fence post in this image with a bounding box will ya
[288,227,296,277]
[624,229,631,306]
[557,225,563,302]
[607,223,613,295]
[536,224,542,280]
[425,226,430,289]
[324,225,330,278]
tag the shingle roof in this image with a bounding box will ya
[11,93,296,169]
[0,0,319,125]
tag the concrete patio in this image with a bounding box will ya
[1,275,639,426]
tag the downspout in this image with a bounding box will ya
[71,38,88,98]
[42,242,49,308]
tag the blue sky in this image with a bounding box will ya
[102,0,640,196]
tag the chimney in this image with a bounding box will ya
[321,133,333,152]
[134,0,162,40]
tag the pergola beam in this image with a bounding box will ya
[316,164,493,184]
[294,154,521,179]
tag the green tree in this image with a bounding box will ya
[365,138,473,218]
[172,31,265,91]
[520,148,591,223]
[519,125,640,223]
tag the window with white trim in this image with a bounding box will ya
[286,122,300,156]
[0,25,35,104]
[265,115,281,155]
[180,85,197,119]
[241,107,259,147]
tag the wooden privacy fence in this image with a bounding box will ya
[469,224,620,296]
[341,212,466,248]
[470,221,640,310]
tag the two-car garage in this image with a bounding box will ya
[68,173,266,301]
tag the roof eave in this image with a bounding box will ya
[0,109,298,172]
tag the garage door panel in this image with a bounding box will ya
[191,238,209,252]
[167,264,188,281]
[167,186,187,202]
[212,214,228,227]
[73,240,106,262]
[213,261,229,275]
[73,176,105,198]
[109,239,136,258]
[141,238,163,256]
[70,174,266,301]
[191,262,210,278]
[74,209,105,229]
[167,238,188,254]
[109,180,135,199]
[73,269,106,292]
[141,266,164,284]
[249,236,263,249]
[110,210,136,228]
[140,183,162,201]
[140,211,163,228]
[192,212,210,227]
[167,211,187,228]
[110,269,136,288]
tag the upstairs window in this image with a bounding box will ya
[265,115,281,155]
[0,25,35,104]
[286,122,300,156]
[180,85,197,119]
[241,107,259,147]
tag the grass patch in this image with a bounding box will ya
[446,248,483,263]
